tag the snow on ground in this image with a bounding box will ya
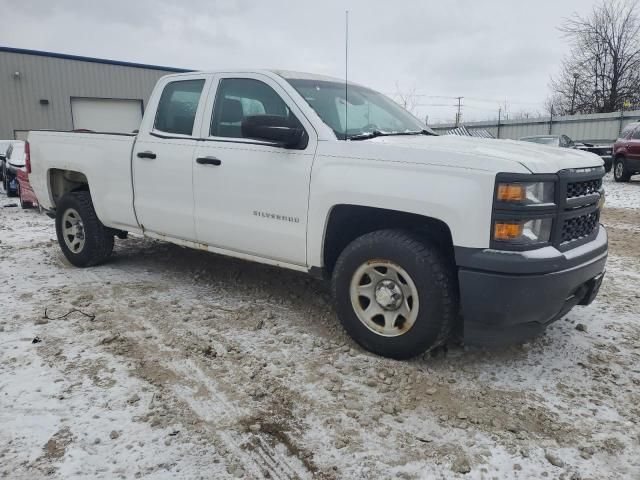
[603,172,640,210]
[1,178,639,480]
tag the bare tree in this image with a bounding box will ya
[548,0,640,115]
[393,82,420,114]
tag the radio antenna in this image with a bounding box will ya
[345,10,349,140]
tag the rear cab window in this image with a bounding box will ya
[154,79,205,136]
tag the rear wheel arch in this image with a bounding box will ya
[48,168,90,208]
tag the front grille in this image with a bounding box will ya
[566,178,602,199]
[561,211,599,244]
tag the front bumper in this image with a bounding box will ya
[456,226,608,346]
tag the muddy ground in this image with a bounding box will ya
[1,175,639,479]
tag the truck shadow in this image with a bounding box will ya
[105,235,545,363]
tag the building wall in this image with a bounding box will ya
[431,110,640,144]
[0,48,186,139]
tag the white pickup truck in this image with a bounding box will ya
[27,70,608,359]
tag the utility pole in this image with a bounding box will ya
[497,107,502,139]
[570,73,579,115]
[454,96,463,127]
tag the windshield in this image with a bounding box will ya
[286,79,430,140]
[520,136,558,146]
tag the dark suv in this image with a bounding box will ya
[613,122,640,182]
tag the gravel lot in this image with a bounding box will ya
[1,174,639,479]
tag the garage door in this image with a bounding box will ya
[71,98,143,133]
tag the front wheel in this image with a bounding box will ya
[614,158,631,182]
[332,230,458,359]
[55,191,114,267]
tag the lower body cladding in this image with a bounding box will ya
[456,226,608,346]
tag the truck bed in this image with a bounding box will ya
[28,130,140,232]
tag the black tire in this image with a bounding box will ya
[332,229,458,360]
[18,183,32,209]
[55,191,114,267]
[614,157,631,182]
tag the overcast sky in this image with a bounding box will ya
[0,0,600,123]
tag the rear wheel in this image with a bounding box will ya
[55,191,114,267]
[332,229,457,359]
[614,157,631,182]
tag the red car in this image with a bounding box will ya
[17,167,38,209]
[613,121,640,182]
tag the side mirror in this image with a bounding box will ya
[241,115,307,149]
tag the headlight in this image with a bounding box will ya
[496,181,554,205]
[493,218,553,244]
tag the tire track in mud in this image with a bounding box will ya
[25,227,640,478]
[56,256,326,480]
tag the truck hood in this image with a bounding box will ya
[367,134,603,173]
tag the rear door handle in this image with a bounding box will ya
[196,156,222,166]
[137,151,156,159]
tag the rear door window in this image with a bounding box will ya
[632,127,640,140]
[154,79,205,136]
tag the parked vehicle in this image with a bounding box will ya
[520,135,612,172]
[574,142,613,173]
[17,167,38,208]
[2,140,26,197]
[0,139,19,183]
[519,135,576,148]
[612,122,640,182]
[28,71,608,359]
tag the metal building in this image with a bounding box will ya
[0,46,189,140]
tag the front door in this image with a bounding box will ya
[133,75,208,240]
[192,74,316,266]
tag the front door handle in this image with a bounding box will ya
[137,151,156,159]
[196,156,222,166]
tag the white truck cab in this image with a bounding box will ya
[27,70,607,358]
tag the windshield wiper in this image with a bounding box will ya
[348,129,435,141]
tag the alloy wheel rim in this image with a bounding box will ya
[62,208,86,253]
[349,260,419,337]
[615,162,623,178]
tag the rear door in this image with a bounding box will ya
[132,74,209,240]
[191,73,317,266]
